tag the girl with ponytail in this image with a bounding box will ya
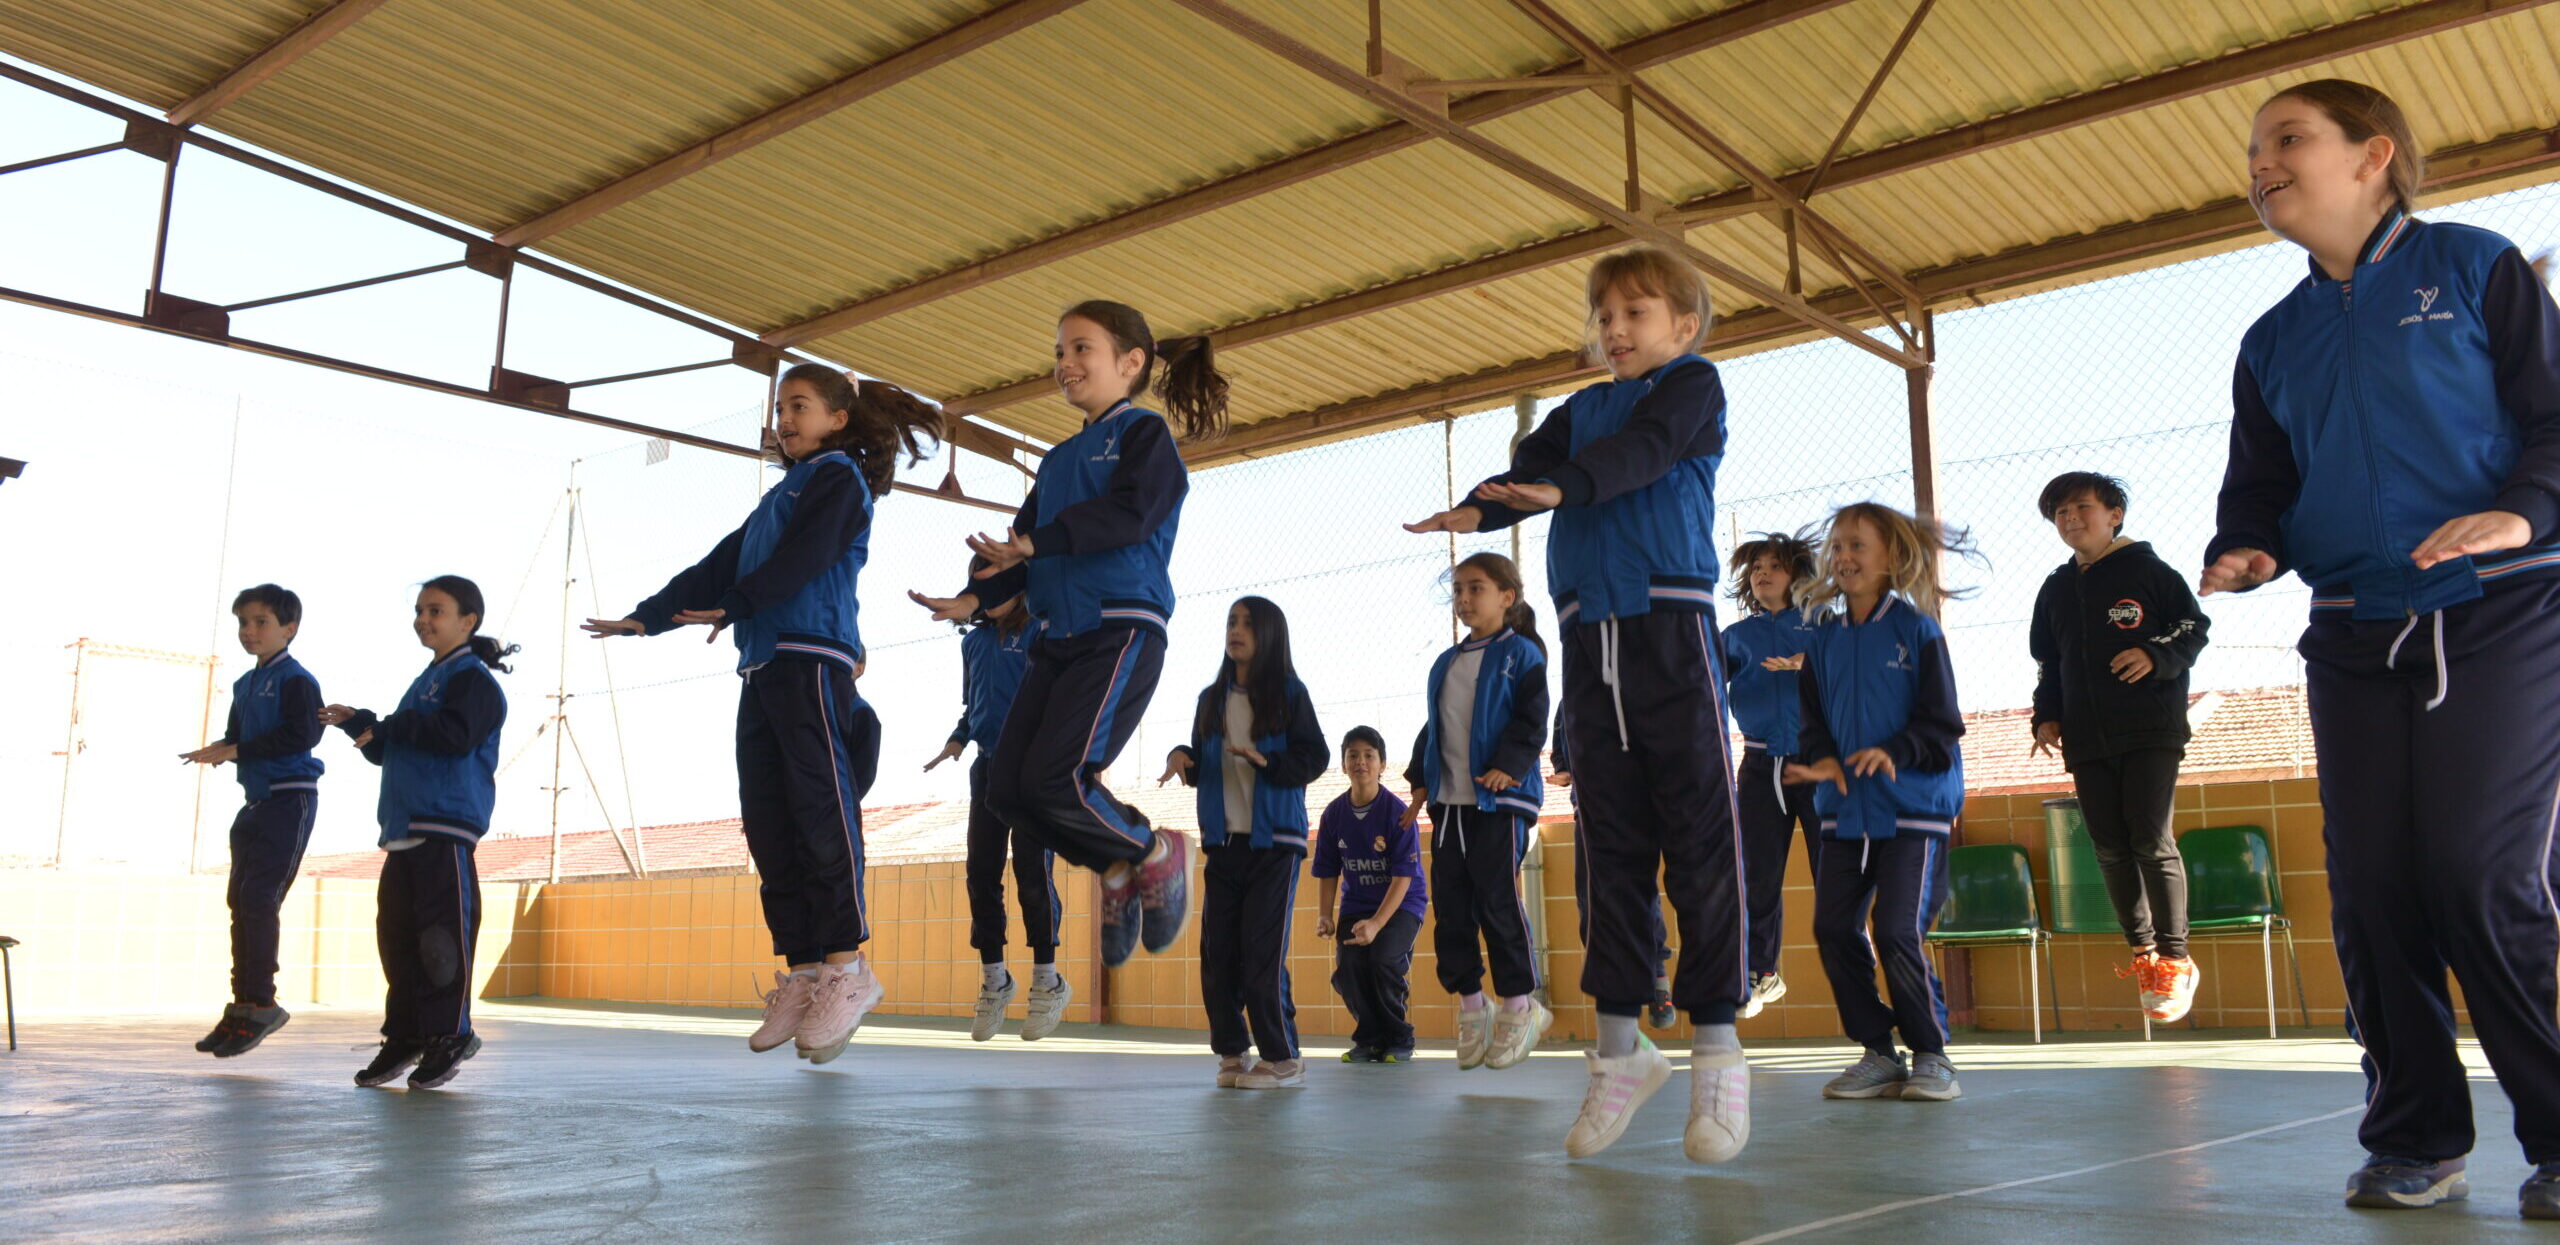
[582,365,940,1065]
[1400,552,1551,1077]
[318,574,515,1090]
[909,300,1231,974]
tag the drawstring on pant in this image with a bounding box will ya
[2386,610,2450,711]
[1861,837,1872,872]
[1599,618,1631,751]
[1770,750,1787,808]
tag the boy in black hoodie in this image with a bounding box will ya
[2028,472,2211,1024]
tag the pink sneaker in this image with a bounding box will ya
[797,960,884,1064]
[750,970,816,1053]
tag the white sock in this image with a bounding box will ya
[1500,994,1531,1014]
[1033,964,1062,989]
[982,962,1009,988]
[1692,1023,1740,1056]
[791,966,820,979]
[1598,1013,1639,1058]
[1460,992,1489,1013]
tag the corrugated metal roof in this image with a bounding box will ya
[2,0,2555,457]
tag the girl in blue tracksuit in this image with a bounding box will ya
[322,575,513,1091]
[925,583,1070,1042]
[1722,531,1824,1018]
[1166,596,1328,1089]
[1401,553,1549,1071]
[1407,246,1747,1165]
[1787,503,1968,1105]
[912,301,1230,973]
[588,364,941,1065]
[2206,79,2560,1216]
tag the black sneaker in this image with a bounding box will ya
[2345,1154,2467,1209]
[1381,1047,1416,1064]
[1340,1045,1385,1064]
[210,1004,290,1058]
[1645,984,1676,1030]
[354,1038,427,1088]
[197,1004,247,1052]
[408,1033,483,1089]
[2522,1163,2560,1220]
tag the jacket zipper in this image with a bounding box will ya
[2339,277,2404,605]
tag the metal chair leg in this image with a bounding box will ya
[2262,923,2279,1039]
[2042,936,2063,1034]
[2282,922,2309,1027]
[3,942,14,1052]
[2028,937,2042,1044]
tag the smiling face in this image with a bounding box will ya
[1055,314,1144,417]
[2248,94,2393,248]
[1747,552,1796,615]
[2049,490,2124,560]
[1592,282,1700,381]
[234,604,295,659]
[1341,739,1382,790]
[1827,515,1889,608]
[1223,601,1258,672]
[773,377,850,461]
[1451,564,1515,637]
[413,586,476,658]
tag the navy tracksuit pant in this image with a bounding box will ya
[1428,803,1540,999]
[378,837,481,1039]
[2305,575,2560,1163]
[1201,842,1300,1061]
[966,754,1061,963]
[737,658,875,965]
[1334,909,1421,1052]
[986,627,1165,872]
[1561,610,1749,1022]
[1736,749,1819,980]
[1813,832,1952,1056]
[1565,791,1669,980]
[2069,747,2188,958]
[227,790,316,1004]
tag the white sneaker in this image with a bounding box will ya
[1455,1004,1493,1070]
[749,970,816,1053]
[796,959,885,1064]
[1485,999,1552,1070]
[1741,971,1787,1020]
[1236,1058,1306,1089]
[2148,955,2199,1024]
[1021,974,1072,1041]
[970,971,1016,1042]
[1565,1035,1673,1159]
[1216,1055,1248,1088]
[1684,1048,1752,1163]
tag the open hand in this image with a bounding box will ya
[317,704,359,727]
[1160,750,1196,785]
[178,742,237,766]
[1475,768,1516,792]
[1227,742,1269,768]
[2412,509,2531,570]
[672,608,729,643]
[1847,747,1898,781]
[1761,652,1805,672]
[966,528,1035,572]
[1474,481,1561,513]
[1403,506,1483,535]
[909,589,979,623]
[1786,756,1849,795]
[581,616,645,639]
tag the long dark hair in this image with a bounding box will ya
[1059,299,1229,442]
[777,363,944,498]
[420,574,519,673]
[1725,532,1818,615]
[1454,551,1542,655]
[1194,595,1298,740]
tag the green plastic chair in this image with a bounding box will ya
[2180,824,2310,1038]
[1926,844,2059,1042]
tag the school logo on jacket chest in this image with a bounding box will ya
[2398,286,2454,327]
[1884,643,1913,672]
[2108,599,2144,629]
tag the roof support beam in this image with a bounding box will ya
[762,0,1856,347]
[167,0,390,127]
[496,0,1089,248]
[1187,123,2560,467]
[1169,0,1918,368]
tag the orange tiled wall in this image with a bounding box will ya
[0,871,536,1014]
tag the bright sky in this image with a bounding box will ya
[8,59,2557,871]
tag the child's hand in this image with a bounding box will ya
[317,704,358,727]
[925,739,965,772]
[2110,648,2155,683]
[1847,747,1898,781]
[352,729,374,748]
[1787,756,1848,794]
[1474,481,1561,513]
[581,616,645,639]
[1551,769,1572,788]
[2412,509,2531,570]
[178,742,237,766]
[1347,917,1382,946]
[1315,913,1335,939]
[1761,652,1805,671]
[1160,750,1195,785]
[1475,768,1516,792]
[1227,742,1269,768]
[1403,505,1483,535]
[2199,548,2276,595]
[966,528,1035,571]
[909,589,980,622]
[671,608,729,642]
[1401,789,1426,828]
[2029,721,2062,759]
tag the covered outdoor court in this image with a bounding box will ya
[1,1003,2541,1243]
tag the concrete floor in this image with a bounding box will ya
[2,1002,2548,1244]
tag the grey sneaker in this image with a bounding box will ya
[1021,975,1072,1042]
[969,972,1016,1042]
[1901,1052,1961,1101]
[1821,1049,1908,1099]
[2346,1155,2467,1209]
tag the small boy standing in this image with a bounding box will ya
[179,584,324,1057]
[2028,472,2212,1023]
[1313,727,1427,1063]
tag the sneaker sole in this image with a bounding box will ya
[2523,1196,2560,1221]
[1648,1007,1678,1028]
[1566,1055,1673,1159]
[213,1013,291,1058]
[797,977,888,1061]
[1236,1078,1306,1089]
[408,1036,482,1090]
[355,1054,423,1088]
[1822,1080,1907,1100]
[2347,1176,2467,1209]
[1900,1081,1961,1102]
[1484,1007,1553,1070]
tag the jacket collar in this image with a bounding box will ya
[2308,207,2413,282]
[1458,625,1515,652]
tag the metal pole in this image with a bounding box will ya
[1907,307,1939,521]
[192,397,243,873]
[548,465,577,884]
[1511,393,1535,569]
[54,640,86,867]
[1444,416,1459,646]
[146,144,182,302]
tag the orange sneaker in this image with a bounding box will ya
[2147,955,2199,1023]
